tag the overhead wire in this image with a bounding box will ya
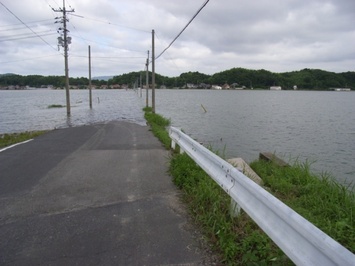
[154,32,182,74]
[0,19,54,31]
[0,53,60,64]
[0,1,58,51]
[0,32,56,42]
[70,13,151,33]
[155,0,210,60]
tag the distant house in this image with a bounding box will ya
[182,83,194,89]
[222,83,230,90]
[111,84,121,89]
[212,85,222,90]
[334,88,351,91]
[198,83,210,89]
[270,86,282,90]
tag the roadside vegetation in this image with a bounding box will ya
[48,104,65,108]
[144,109,355,265]
[143,107,171,149]
[0,131,47,148]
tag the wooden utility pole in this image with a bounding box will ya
[152,29,155,113]
[146,50,149,108]
[53,0,74,116]
[139,72,142,98]
[88,45,92,108]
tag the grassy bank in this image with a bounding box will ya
[0,131,48,148]
[250,159,355,252]
[143,107,171,149]
[143,109,355,265]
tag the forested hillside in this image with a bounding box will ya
[1,68,354,90]
[110,68,355,90]
[0,74,107,88]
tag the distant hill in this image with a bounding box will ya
[110,68,355,90]
[1,69,354,90]
[92,76,113,81]
[0,73,16,77]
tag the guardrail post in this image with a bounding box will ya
[230,198,241,217]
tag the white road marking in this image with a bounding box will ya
[0,139,33,153]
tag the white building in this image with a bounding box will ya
[212,85,222,90]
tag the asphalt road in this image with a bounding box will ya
[0,121,214,265]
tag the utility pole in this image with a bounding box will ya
[53,0,74,116]
[152,29,155,113]
[146,50,149,108]
[139,72,142,98]
[88,45,92,108]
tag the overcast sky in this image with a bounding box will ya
[1,0,354,78]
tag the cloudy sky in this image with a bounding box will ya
[1,0,354,78]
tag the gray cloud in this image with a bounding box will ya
[0,0,354,77]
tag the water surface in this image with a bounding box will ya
[1,89,354,186]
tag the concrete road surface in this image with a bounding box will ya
[0,121,217,265]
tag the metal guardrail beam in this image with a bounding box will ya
[169,126,355,266]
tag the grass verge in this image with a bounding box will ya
[0,131,48,148]
[143,109,355,265]
[250,159,355,253]
[143,107,171,149]
[170,153,291,265]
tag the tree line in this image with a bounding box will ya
[0,74,107,88]
[106,68,355,90]
[1,68,354,90]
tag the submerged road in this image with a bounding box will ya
[0,121,215,265]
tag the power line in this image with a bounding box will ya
[154,32,182,74]
[70,13,151,33]
[155,0,210,60]
[0,32,56,42]
[0,29,54,39]
[0,2,58,51]
[0,53,60,64]
[0,19,54,30]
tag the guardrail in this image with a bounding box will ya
[169,126,355,266]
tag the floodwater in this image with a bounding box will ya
[1,88,354,186]
[0,89,146,133]
[155,89,355,187]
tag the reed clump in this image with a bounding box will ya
[48,104,65,108]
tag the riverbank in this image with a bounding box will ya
[144,108,355,265]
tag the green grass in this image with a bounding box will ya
[48,104,65,108]
[143,107,171,149]
[250,159,355,252]
[143,109,355,264]
[0,131,48,148]
[170,153,291,265]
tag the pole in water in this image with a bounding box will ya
[201,104,207,113]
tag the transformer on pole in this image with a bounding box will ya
[53,0,74,116]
